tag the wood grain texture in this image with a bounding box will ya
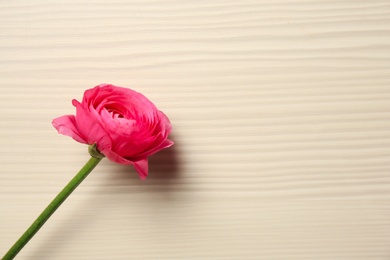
[0,1,390,259]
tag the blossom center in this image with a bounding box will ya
[107,108,124,119]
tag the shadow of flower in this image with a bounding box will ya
[148,139,181,180]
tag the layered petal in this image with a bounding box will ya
[72,99,112,152]
[102,149,149,179]
[133,158,148,180]
[102,148,134,166]
[52,115,86,144]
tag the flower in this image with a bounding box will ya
[52,83,173,179]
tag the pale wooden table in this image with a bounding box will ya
[1,1,390,259]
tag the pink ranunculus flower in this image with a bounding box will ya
[52,83,173,179]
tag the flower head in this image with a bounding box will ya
[52,83,173,179]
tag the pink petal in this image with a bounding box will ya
[73,99,111,151]
[52,115,86,144]
[159,111,172,136]
[81,85,101,105]
[113,132,160,158]
[102,148,134,166]
[102,148,149,179]
[133,158,148,180]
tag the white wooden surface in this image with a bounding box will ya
[1,1,390,259]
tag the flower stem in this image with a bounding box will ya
[2,156,103,260]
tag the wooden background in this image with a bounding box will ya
[1,1,390,259]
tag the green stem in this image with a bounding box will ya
[2,156,103,260]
